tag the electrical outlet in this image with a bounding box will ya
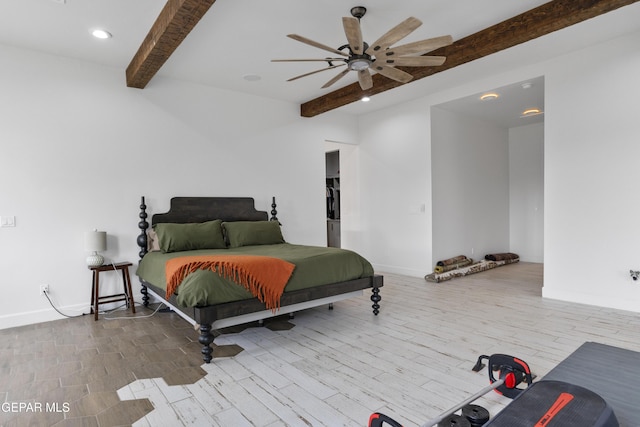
[40,284,49,295]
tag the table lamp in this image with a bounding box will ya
[85,230,107,267]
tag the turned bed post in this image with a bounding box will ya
[270,196,278,222]
[198,324,214,363]
[370,275,383,315]
[371,287,381,315]
[137,196,150,307]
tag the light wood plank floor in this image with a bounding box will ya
[2,262,640,426]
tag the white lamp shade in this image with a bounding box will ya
[85,230,106,267]
[85,230,107,252]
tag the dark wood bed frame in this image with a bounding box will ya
[136,196,383,363]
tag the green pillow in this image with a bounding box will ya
[223,221,285,248]
[154,220,226,252]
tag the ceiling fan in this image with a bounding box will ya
[272,6,453,91]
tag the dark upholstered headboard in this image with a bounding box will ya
[151,197,268,225]
[136,196,275,260]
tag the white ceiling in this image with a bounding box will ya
[1,1,639,125]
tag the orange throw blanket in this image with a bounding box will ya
[165,255,295,311]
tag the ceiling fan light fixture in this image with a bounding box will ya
[349,58,371,71]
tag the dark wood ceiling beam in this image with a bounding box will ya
[301,0,639,117]
[126,0,217,89]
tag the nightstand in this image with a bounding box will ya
[89,262,135,321]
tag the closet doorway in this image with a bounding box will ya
[326,150,340,247]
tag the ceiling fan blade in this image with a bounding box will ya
[382,56,446,67]
[382,35,453,57]
[322,68,350,88]
[365,17,422,55]
[371,64,413,83]
[287,64,345,82]
[272,58,346,62]
[287,34,348,57]
[358,69,373,90]
[342,17,364,55]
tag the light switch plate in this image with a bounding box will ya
[0,216,16,227]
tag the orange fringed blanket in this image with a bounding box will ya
[165,255,295,311]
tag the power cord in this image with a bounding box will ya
[42,289,86,318]
[43,288,166,320]
[103,301,165,320]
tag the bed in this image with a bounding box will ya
[135,196,383,363]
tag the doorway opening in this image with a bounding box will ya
[326,150,340,247]
[431,76,544,265]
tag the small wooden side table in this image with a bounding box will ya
[89,262,135,321]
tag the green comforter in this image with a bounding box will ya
[136,243,374,307]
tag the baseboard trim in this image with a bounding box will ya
[0,293,146,330]
[371,263,425,278]
[542,287,640,313]
[0,303,88,330]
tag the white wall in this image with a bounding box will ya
[349,29,640,312]
[542,31,640,311]
[355,102,433,276]
[0,44,357,328]
[431,108,510,264]
[509,123,544,262]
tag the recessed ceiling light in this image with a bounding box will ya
[521,108,544,117]
[91,29,112,39]
[361,96,371,102]
[480,93,499,101]
[243,74,261,82]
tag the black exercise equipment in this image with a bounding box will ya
[471,353,533,399]
[543,342,636,426]
[461,404,489,427]
[484,380,619,426]
[437,414,470,427]
[368,354,532,427]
